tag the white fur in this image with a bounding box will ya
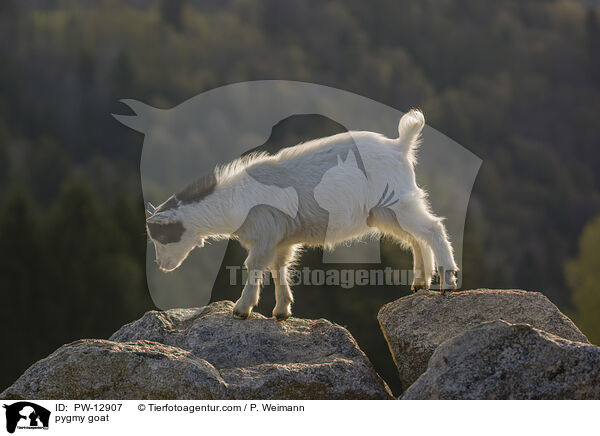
[147,109,457,319]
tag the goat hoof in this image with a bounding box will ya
[232,310,249,319]
[440,284,457,295]
[232,306,252,319]
[233,299,254,319]
[438,269,458,295]
[273,306,292,321]
[411,283,427,292]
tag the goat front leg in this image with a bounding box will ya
[233,245,275,319]
[270,244,298,321]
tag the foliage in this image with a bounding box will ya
[566,215,600,344]
[0,183,153,383]
[0,0,600,394]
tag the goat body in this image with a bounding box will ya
[146,110,457,319]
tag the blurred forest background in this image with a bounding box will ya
[1,0,600,396]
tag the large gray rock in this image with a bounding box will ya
[1,301,393,399]
[378,289,589,390]
[402,320,600,399]
[0,340,227,400]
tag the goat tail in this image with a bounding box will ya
[395,109,425,161]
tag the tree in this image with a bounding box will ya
[565,215,600,344]
[0,120,9,194]
[160,0,185,31]
[0,190,45,379]
[28,136,71,206]
[45,181,149,340]
[586,9,600,87]
[111,51,134,100]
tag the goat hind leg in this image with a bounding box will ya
[408,236,427,291]
[393,206,458,292]
[419,241,435,290]
[410,238,436,292]
[428,222,458,293]
[369,207,431,291]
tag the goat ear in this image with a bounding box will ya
[146,210,176,225]
[145,202,156,218]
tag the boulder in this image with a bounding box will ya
[402,320,600,399]
[1,301,393,400]
[0,340,227,400]
[378,289,589,390]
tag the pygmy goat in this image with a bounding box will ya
[145,110,458,320]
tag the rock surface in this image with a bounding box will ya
[1,301,393,400]
[378,289,589,390]
[0,340,227,399]
[402,320,600,399]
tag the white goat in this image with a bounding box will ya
[145,110,457,320]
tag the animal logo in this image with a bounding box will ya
[113,81,481,310]
[3,402,50,434]
[314,149,370,247]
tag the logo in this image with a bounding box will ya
[3,402,50,434]
[113,81,481,308]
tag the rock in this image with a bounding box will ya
[378,289,589,390]
[401,320,600,399]
[1,301,393,400]
[0,340,227,400]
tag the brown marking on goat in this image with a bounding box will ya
[177,174,217,204]
[147,221,186,244]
